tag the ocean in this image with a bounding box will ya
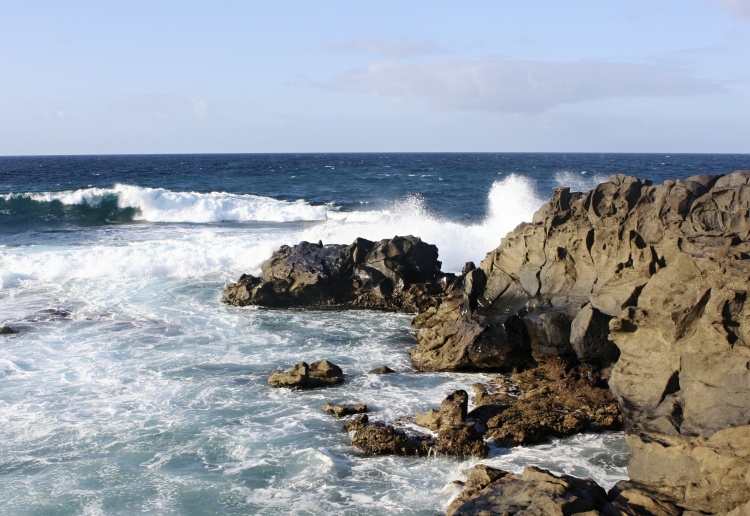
[1,153,747,514]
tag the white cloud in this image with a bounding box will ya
[715,0,750,18]
[323,58,723,114]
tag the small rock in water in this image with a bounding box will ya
[268,360,344,389]
[368,366,395,374]
[323,403,368,418]
[0,326,17,335]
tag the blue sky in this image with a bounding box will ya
[1,1,749,154]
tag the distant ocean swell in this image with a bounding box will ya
[0,184,332,224]
[0,172,607,289]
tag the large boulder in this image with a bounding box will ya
[223,235,448,313]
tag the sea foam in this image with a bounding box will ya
[6,184,331,223]
[303,174,545,273]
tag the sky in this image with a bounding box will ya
[1,1,749,155]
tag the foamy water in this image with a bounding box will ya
[0,157,630,514]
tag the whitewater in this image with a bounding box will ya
[1,153,746,514]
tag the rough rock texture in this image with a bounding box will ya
[223,236,448,313]
[268,360,344,389]
[626,426,750,514]
[348,390,489,458]
[323,403,368,418]
[469,358,622,447]
[447,466,609,516]
[346,415,431,456]
[438,170,750,514]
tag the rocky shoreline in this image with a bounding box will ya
[224,170,750,514]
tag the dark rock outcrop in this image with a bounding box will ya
[0,326,17,335]
[223,235,448,313]
[268,360,344,389]
[346,415,431,456]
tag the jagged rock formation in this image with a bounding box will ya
[223,235,450,313]
[436,170,750,514]
[346,390,489,458]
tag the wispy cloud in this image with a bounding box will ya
[715,0,750,18]
[315,58,723,114]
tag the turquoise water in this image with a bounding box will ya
[1,153,746,513]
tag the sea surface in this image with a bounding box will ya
[1,153,747,514]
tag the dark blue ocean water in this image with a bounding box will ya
[2,153,747,236]
[0,153,747,514]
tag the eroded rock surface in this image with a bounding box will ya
[223,235,449,313]
[438,170,750,514]
[447,466,609,516]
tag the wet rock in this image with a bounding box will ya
[436,422,488,458]
[471,358,621,447]
[343,414,370,433]
[349,419,431,456]
[323,403,368,418]
[223,235,447,313]
[447,466,609,516]
[268,360,344,389]
[0,326,17,335]
[368,366,395,374]
[414,409,440,431]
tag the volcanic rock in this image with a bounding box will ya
[468,358,621,447]
[223,235,447,313]
[268,360,344,389]
[349,419,431,456]
[436,170,750,514]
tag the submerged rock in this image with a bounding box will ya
[368,366,395,374]
[268,360,344,389]
[323,403,368,418]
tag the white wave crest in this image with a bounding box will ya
[302,174,545,273]
[0,229,283,288]
[12,184,331,223]
[553,171,609,193]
